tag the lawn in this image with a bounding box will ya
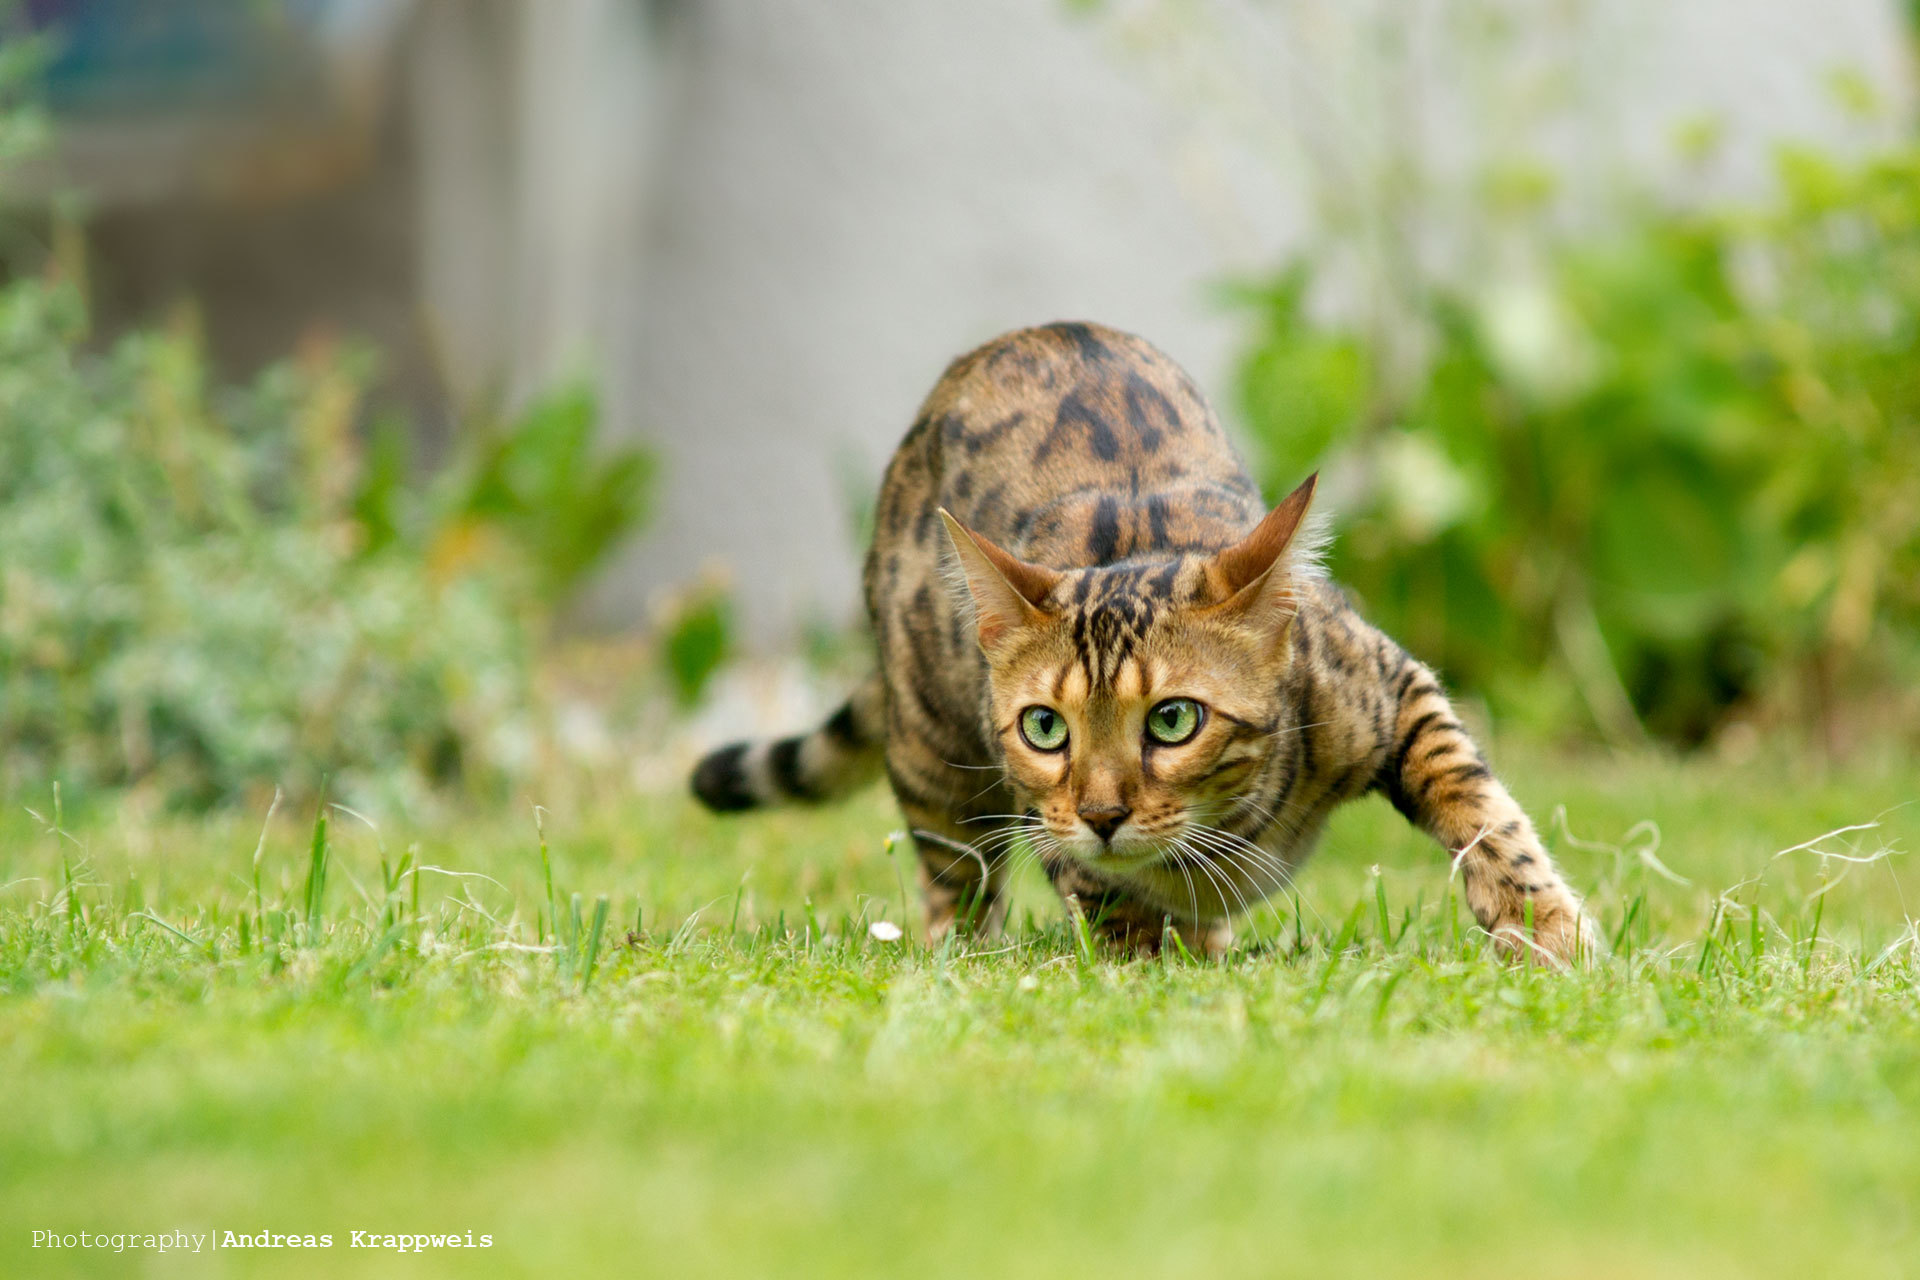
[3,744,1918,1278]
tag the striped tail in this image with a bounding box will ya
[690,674,886,812]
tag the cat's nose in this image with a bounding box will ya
[1078,805,1131,843]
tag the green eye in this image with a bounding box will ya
[1146,698,1204,745]
[1019,706,1069,751]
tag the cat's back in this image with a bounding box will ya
[871,322,1263,572]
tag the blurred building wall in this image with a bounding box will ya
[592,0,1301,641]
[17,0,1915,646]
[582,0,1914,645]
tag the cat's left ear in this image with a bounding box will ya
[1198,472,1318,638]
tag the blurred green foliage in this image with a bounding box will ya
[0,19,659,811]
[432,384,654,606]
[0,276,652,810]
[0,28,47,166]
[662,586,734,709]
[1239,145,1920,748]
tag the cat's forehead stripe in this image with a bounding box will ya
[1076,599,1151,688]
[1056,557,1214,691]
[1058,662,1089,704]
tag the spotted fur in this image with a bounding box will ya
[692,321,1593,962]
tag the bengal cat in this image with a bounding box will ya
[692,321,1593,963]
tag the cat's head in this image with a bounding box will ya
[941,474,1319,875]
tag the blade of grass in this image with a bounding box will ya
[302,781,330,945]
[250,787,281,933]
[580,895,610,992]
[1066,894,1096,969]
[1804,890,1825,977]
[1696,900,1721,978]
[341,921,409,988]
[535,805,557,926]
[131,910,214,961]
[1372,868,1392,950]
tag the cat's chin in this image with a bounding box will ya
[1065,835,1173,876]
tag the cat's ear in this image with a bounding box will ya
[938,509,1061,649]
[1199,472,1318,636]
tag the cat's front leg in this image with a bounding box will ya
[1371,659,1596,964]
[903,810,1014,943]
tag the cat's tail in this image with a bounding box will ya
[690,673,886,813]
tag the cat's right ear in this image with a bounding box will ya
[1196,472,1317,641]
[938,510,1061,650]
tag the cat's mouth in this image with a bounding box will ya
[1060,823,1188,873]
[1061,814,1268,890]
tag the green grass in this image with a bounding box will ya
[3,746,1918,1278]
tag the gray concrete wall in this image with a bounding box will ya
[592,0,1299,641]
[580,0,1913,645]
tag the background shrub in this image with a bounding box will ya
[1237,143,1920,750]
[0,277,651,811]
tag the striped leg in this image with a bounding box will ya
[1374,660,1595,964]
[902,805,1013,942]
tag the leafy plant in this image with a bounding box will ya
[423,384,654,607]
[0,281,544,810]
[0,19,659,810]
[661,583,735,708]
[1237,144,1920,748]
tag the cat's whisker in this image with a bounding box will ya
[1228,790,1314,842]
[1193,830,1295,896]
[1177,860,1203,927]
[1167,836,1213,924]
[1186,820,1285,870]
[1262,719,1334,741]
[1198,840,1259,921]
[1184,821,1334,934]
[1194,850,1258,922]
[1182,824,1296,905]
[972,832,1043,859]
[966,814,1043,834]
[958,772,1021,807]
[1227,793,1286,832]
[1176,837,1252,922]
[1163,837,1203,925]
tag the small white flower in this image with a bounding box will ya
[868,920,904,943]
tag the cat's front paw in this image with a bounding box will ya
[1489,891,1601,968]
